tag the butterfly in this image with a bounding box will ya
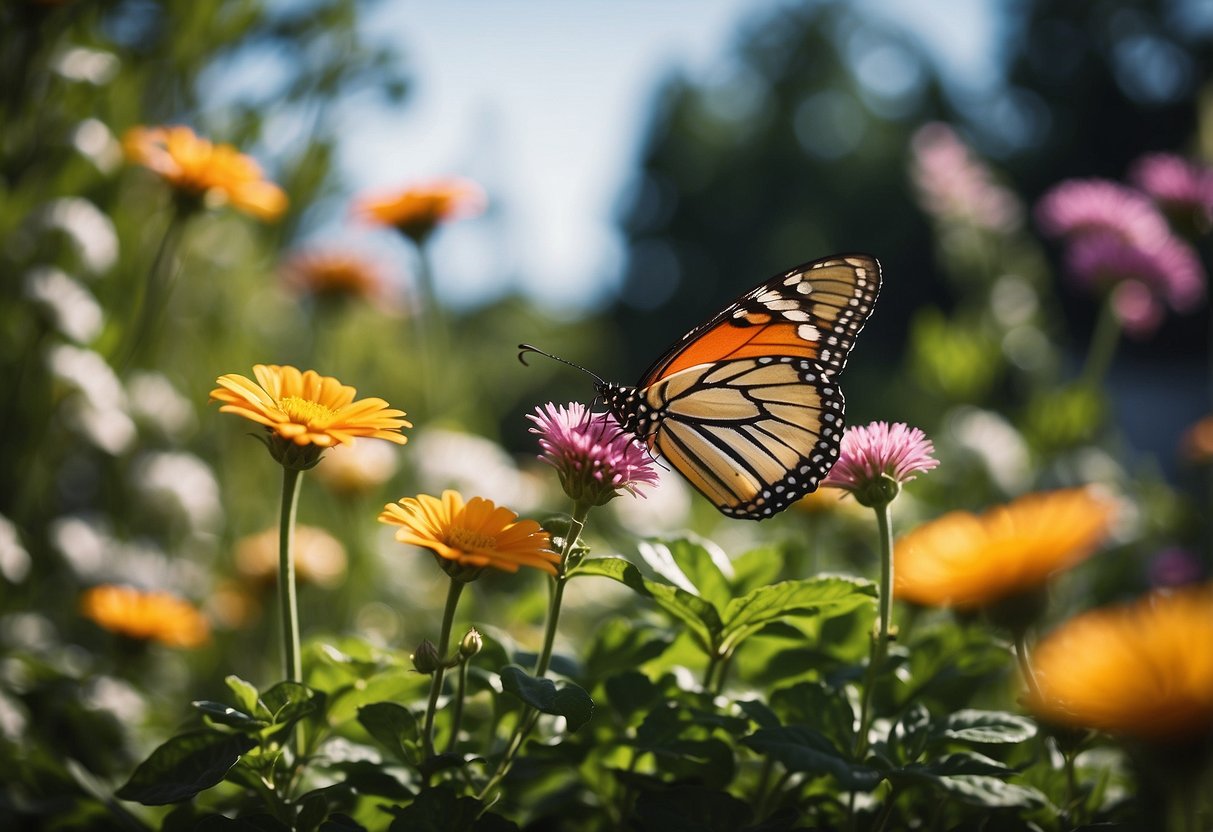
[521,253,881,520]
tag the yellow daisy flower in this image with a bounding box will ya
[123,125,288,221]
[354,177,486,243]
[80,585,210,648]
[210,364,409,453]
[894,488,1114,609]
[1028,583,1213,741]
[379,490,558,578]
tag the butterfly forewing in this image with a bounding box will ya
[638,254,881,386]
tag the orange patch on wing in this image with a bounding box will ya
[644,321,821,385]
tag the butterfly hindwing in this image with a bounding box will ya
[640,356,844,519]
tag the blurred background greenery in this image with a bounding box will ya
[0,0,1209,826]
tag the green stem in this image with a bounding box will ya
[423,578,465,760]
[278,467,304,684]
[854,499,895,760]
[1080,292,1122,389]
[1013,631,1041,702]
[479,502,591,799]
[446,654,470,754]
[118,207,188,368]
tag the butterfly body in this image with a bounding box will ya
[532,253,881,520]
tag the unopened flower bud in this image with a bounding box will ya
[459,628,483,659]
[411,639,440,674]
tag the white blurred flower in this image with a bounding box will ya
[608,464,692,535]
[49,514,206,589]
[52,46,120,85]
[47,345,135,454]
[82,676,146,724]
[948,407,1031,493]
[0,515,31,584]
[72,119,122,174]
[312,437,399,495]
[413,428,543,512]
[127,372,197,440]
[24,266,103,344]
[39,198,119,275]
[132,451,223,534]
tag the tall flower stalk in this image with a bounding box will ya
[822,421,938,759]
[379,490,557,759]
[478,402,657,799]
[210,365,409,687]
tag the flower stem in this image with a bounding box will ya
[423,578,464,760]
[118,207,187,368]
[1081,293,1122,389]
[479,502,591,800]
[278,467,304,684]
[446,654,471,754]
[854,499,895,760]
[1013,631,1041,702]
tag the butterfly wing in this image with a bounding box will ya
[637,253,881,386]
[639,356,844,518]
[616,253,880,519]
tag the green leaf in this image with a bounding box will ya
[257,681,320,726]
[743,725,882,791]
[387,786,517,831]
[937,709,1038,745]
[638,536,734,611]
[356,702,421,765]
[498,666,594,731]
[729,546,783,594]
[769,681,855,748]
[116,730,256,805]
[225,675,260,715]
[605,670,661,718]
[632,785,752,832]
[720,576,875,655]
[583,617,675,681]
[910,774,1048,808]
[192,700,268,732]
[576,557,722,654]
[888,702,931,764]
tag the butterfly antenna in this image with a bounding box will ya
[517,344,605,385]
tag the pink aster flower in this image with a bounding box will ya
[822,421,939,507]
[1035,179,1171,248]
[528,402,660,507]
[910,123,1022,232]
[1128,153,1213,227]
[1065,233,1205,335]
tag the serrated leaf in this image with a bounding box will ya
[938,709,1037,745]
[498,666,593,731]
[720,577,875,655]
[225,675,260,714]
[743,725,882,791]
[575,557,722,654]
[192,700,268,732]
[116,730,256,805]
[356,702,421,765]
[257,681,319,726]
[769,681,855,748]
[639,537,734,611]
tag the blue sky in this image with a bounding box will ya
[332,0,1001,312]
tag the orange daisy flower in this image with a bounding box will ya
[235,525,348,588]
[279,248,389,304]
[80,585,210,648]
[1027,583,1213,742]
[123,125,288,221]
[354,177,486,243]
[379,490,558,578]
[210,364,409,450]
[894,488,1114,609]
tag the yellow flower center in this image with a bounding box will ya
[449,526,497,551]
[279,396,335,425]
